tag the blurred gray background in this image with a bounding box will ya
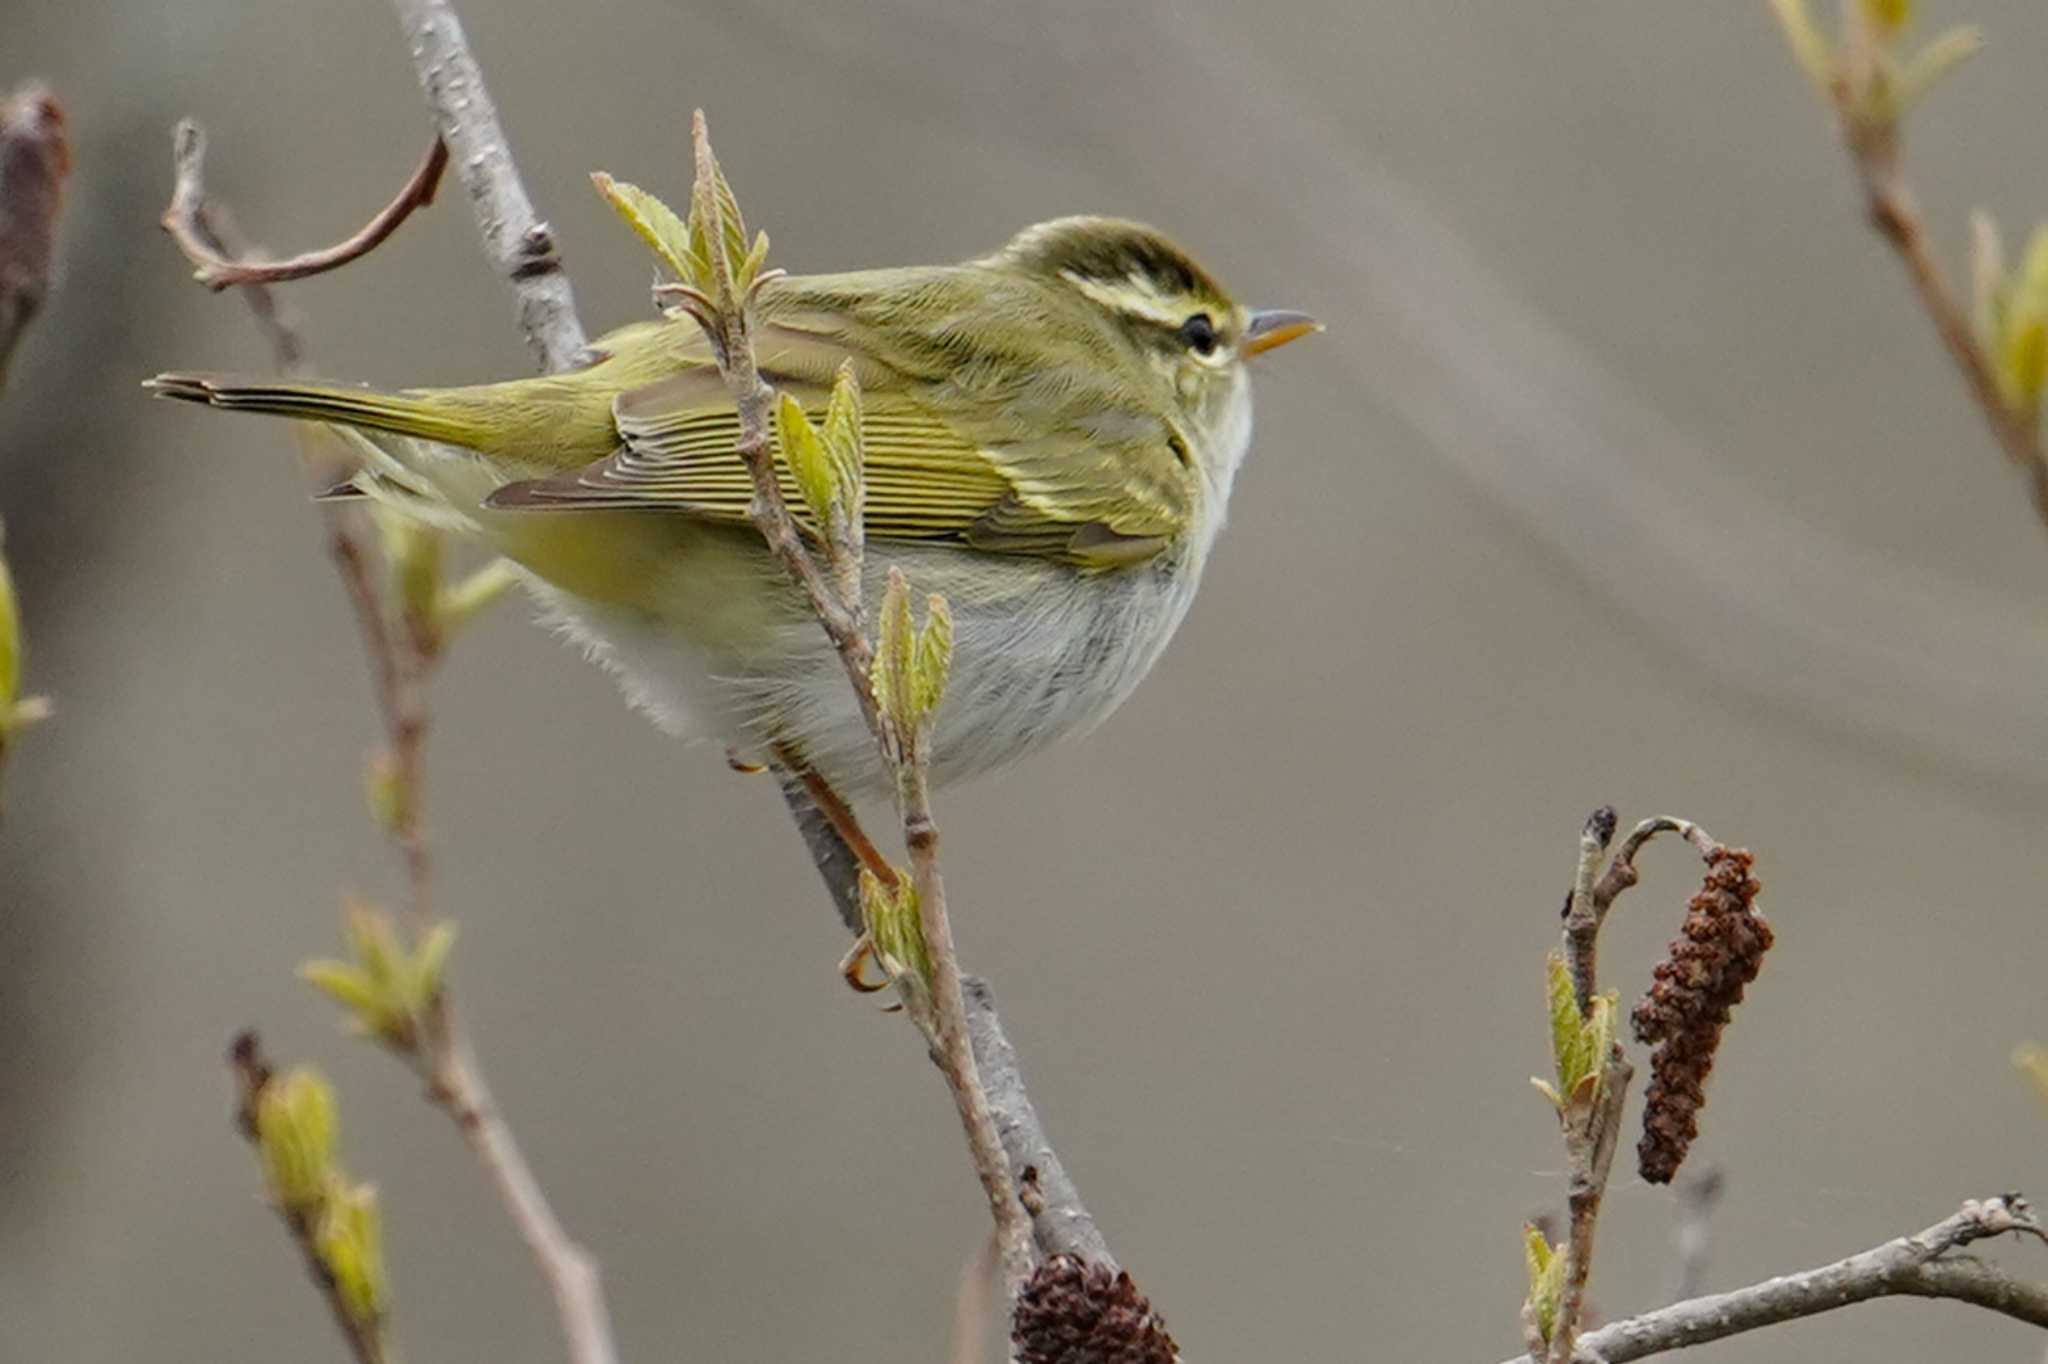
[4,1,2048,1360]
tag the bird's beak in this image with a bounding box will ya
[1242,309,1322,357]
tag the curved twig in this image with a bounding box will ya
[161,122,447,291]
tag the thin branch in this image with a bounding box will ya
[1779,9,2048,533]
[901,740,1039,1294]
[1561,806,1616,1016]
[671,108,1036,1298]
[386,0,586,372]
[417,1006,619,1364]
[1499,1194,2048,1364]
[777,774,1112,1269]
[1589,815,1714,919]
[1546,806,1639,1364]
[158,123,438,920]
[161,126,448,291]
[0,81,68,394]
[228,1032,391,1364]
[1850,134,2048,526]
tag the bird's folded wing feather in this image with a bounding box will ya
[487,322,1187,569]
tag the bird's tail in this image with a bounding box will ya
[148,372,506,535]
[145,372,491,448]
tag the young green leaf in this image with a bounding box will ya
[775,392,838,529]
[590,172,695,283]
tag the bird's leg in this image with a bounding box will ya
[772,743,898,994]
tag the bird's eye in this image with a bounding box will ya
[1177,312,1218,356]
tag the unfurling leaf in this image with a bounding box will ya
[914,593,955,717]
[860,868,931,992]
[317,1180,388,1326]
[256,1067,337,1211]
[591,172,696,283]
[822,361,865,493]
[686,112,753,295]
[1522,1223,1567,1343]
[775,392,837,530]
[301,903,455,1052]
[872,567,916,741]
[1542,951,1617,1115]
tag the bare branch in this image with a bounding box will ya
[1499,1194,2048,1364]
[161,124,447,291]
[0,81,68,394]
[386,0,586,371]
[158,127,438,919]
[417,1008,619,1364]
[1589,815,1715,919]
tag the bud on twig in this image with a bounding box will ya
[256,1067,338,1212]
[300,902,457,1053]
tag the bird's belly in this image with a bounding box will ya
[528,537,1205,799]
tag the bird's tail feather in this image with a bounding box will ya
[145,372,488,448]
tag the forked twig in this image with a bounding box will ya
[158,124,439,919]
[161,124,447,291]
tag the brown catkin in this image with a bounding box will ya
[1631,846,1773,1184]
[1013,1255,1179,1364]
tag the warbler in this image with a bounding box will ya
[150,216,1318,798]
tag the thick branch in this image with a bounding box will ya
[162,126,447,291]
[1499,1194,2048,1364]
[386,0,586,372]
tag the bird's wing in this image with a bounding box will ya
[487,324,1185,569]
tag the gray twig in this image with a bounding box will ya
[1500,1194,2048,1364]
